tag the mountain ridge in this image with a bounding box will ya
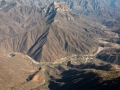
[0,1,120,90]
[1,0,120,19]
[0,2,109,62]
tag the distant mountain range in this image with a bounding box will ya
[1,0,120,19]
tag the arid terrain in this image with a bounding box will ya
[0,0,120,90]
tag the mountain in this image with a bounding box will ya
[49,68,120,90]
[0,1,108,62]
[1,51,120,90]
[0,0,120,90]
[1,0,120,19]
[97,48,120,65]
[1,0,120,32]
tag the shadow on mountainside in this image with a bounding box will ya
[48,69,120,90]
[67,63,115,71]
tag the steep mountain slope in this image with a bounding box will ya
[49,68,120,90]
[1,1,120,90]
[0,1,43,40]
[0,2,108,62]
[97,48,120,65]
[2,0,120,19]
[47,58,120,90]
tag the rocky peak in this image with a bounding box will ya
[40,1,71,22]
[53,1,70,12]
